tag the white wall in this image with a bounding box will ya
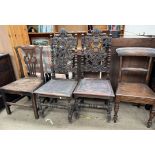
[124,25,155,36]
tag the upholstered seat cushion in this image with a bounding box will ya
[73,78,115,99]
[34,79,78,98]
[1,77,43,93]
[116,82,155,104]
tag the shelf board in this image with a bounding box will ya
[121,67,148,72]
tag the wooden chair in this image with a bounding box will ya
[70,29,115,122]
[34,29,78,122]
[113,47,155,128]
[0,45,44,119]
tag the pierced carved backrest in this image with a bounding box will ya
[15,45,44,80]
[51,29,78,78]
[81,28,112,79]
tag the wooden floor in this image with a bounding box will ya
[0,97,154,130]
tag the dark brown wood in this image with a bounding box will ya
[74,79,114,99]
[0,53,16,109]
[147,105,155,128]
[0,46,44,119]
[114,47,155,128]
[15,45,44,80]
[116,82,155,104]
[73,29,114,123]
[34,29,78,122]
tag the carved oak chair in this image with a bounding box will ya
[34,29,78,122]
[70,29,115,122]
[0,45,44,119]
[113,47,155,128]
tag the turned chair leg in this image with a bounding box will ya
[74,99,80,119]
[32,93,39,119]
[68,99,75,123]
[147,105,155,128]
[68,98,80,123]
[114,101,120,123]
[106,100,112,122]
[2,92,11,115]
[37,96,45,118]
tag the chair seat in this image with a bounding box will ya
[73,78,115,99]
[116,82,155,104]
[1,77,43,93]
[34,79,78,98]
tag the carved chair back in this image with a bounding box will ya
[116,47,155,84]
[51,29,78,79]
[81,28,112,79]
[15,45,44,80]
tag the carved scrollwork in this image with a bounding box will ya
[81,28,112,78]
[51,29,78,75]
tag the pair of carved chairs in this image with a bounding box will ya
[34,29,114,123]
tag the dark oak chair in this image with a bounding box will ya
[34,29,78,122]
[70,29,115,122]
[0,45,44,119]
[113,47,155,128]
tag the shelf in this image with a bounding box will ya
[28,31,87,35]
[121,67,148,72]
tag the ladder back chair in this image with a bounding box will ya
[71,29,115,122]
[113,47,155,128]
[0,45,44,119]
[34,29,78,122]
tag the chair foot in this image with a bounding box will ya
[113,115,117,123]
[147,105,155,128]
[2,92,12,115]
[74,111,79,119]
[107,114,111,122]
[147,121,152,128]
[38,110,44,118]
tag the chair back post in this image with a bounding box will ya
[118,56,122,82]
[146,57,153,84]
[15,46,25,78]
[38,46,44,81]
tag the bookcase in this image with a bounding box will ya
[27,25,125,47]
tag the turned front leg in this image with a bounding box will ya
[114,99,120,123]
[147,105,155,128]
